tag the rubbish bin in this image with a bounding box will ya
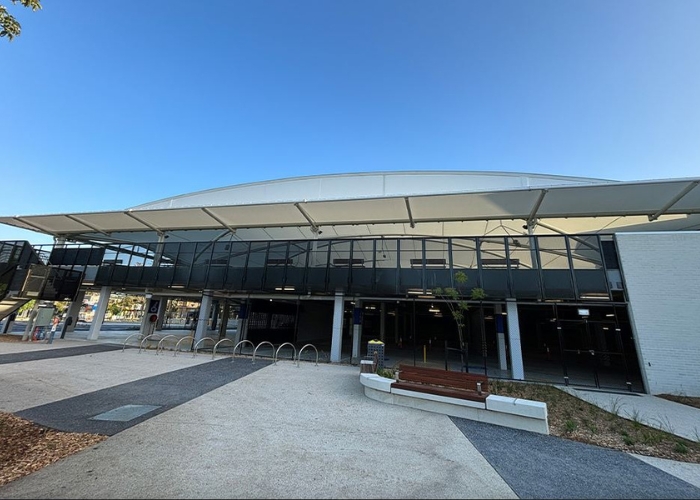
[367,339,385,370]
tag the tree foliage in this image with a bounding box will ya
[433,270,486,349]
[1,0,42,41]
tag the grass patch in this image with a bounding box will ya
[489,380,700,464]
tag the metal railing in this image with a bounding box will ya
[252,341,275,364]
[231,340,255,362]
[212,338,235,359]
[192,337,216,357]
[174,335,194,356]
[122,333,144,352]
[138,334,161,354]
[274,342,297,364]
[156,335,179,355]
[297,344,319,366]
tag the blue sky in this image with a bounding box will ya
[2,0,699,243]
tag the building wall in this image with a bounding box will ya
[616,232,700,396]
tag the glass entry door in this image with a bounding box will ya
[559,319,632,391]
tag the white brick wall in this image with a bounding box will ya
[616,232,700,396]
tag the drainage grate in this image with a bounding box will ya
[91,404,161,422]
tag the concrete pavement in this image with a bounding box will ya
[0,338,699,499]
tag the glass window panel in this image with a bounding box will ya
[399,239,423,268]
[330,241,352,267]
[193,242,213,266]
[569,236,603,270]
[247,242,269,268]
[507,237,535,269]
[538,236,570,269]
[266,242,289,265]
[351,240,375,268]
[350,240,375,293]
[177,243,195,267]
[287,242,309,268]
[479,238,508,267]
[399,239,423,291]
[211,241,232,266]
[329,241,351,290]
[424,239,449,268]
[118,245,139,266]
[375,239,397,269]
[600,237,620,270]
[451,238,478,270]
[227,242,250,267]
[309,240,330,268]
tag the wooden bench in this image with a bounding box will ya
[391,364,489,403]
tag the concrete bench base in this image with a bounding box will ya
[360,373,549,435]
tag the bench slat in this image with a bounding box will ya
[397,364,489,392]
[392,381,488,403]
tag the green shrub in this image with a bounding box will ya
[674,442,689,454]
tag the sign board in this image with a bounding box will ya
[147,299,161,314]
[35,307,55,327]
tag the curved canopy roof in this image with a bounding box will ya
[1,171,699,243]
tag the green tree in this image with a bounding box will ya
[1,0,42,41]
[108,303,122,318]
[433,270,486,351]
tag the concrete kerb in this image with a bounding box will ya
[359,372,550,435]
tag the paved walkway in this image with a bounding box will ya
[0,338,699,499]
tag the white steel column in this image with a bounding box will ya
[22,302,40,341]
[495,304,508,371]
[194,292,214,342]
[379,302,386,343]
[506,300,524,380]
[351,300,362,364]
[87,286,111,340]
[330,292,344,363]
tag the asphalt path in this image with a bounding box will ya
[451,416,700,499]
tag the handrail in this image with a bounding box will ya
[139,334,160,354]
[122,333,144,352]
[274,342,297,364]
[156,335,179,355]
[192,337,216,357]
[252,341,275,364]
[232,340,255,361]
[212,338,235,359]
[297,343,319,366]
[174,335,194,356]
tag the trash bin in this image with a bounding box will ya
[367,339,385,370]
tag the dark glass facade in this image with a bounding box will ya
[6,234,621,302]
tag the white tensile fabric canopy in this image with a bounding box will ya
[1,173,699,242]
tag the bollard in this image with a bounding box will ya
[476,381,482,395]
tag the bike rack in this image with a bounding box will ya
[232,340,255,362]
[252,341,275,364]
[297,343,319,366]
[274,342,297,364]
[138,334,161,354]
[212,338,235,359]
[174,335,194,356]
[192,337,216,357]
[122,333,144,352]
[156,335,179,355]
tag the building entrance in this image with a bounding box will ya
[519,304,644,392]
